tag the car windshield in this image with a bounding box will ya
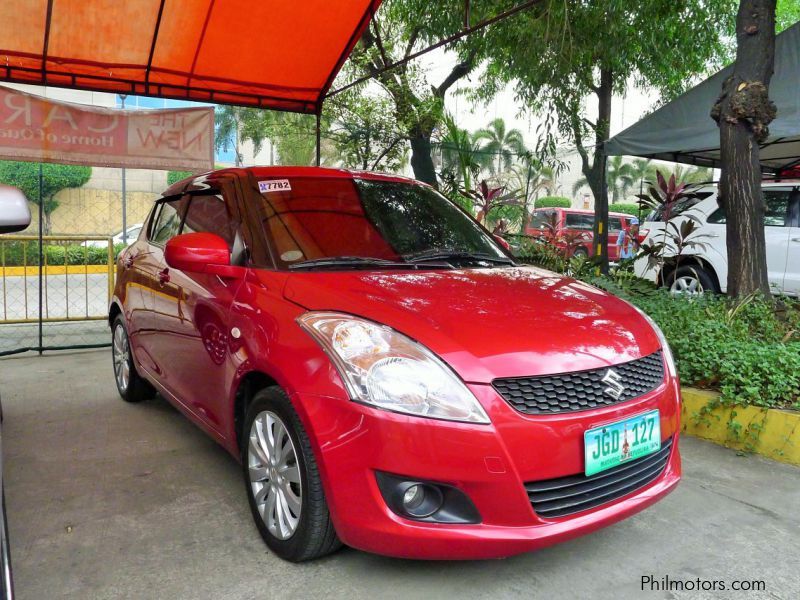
[249,176,510,270]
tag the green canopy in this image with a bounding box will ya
[606,22,800,174]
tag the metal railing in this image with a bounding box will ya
[0,235,115,356]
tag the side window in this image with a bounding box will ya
[706,189,792,226]
[565,213,593,230]
[182,193,237,249]
[707,208,726,224]
[608,218,623,233]
[764,190,791,227]
[149,196,189,245]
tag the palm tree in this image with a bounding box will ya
[473,118,527,175]
[508,162,555,230]
[640,163,714,187]
[572,156,636,202]
[439,114,484,191]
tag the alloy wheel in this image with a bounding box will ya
[669,275,704,296]
[248,411,302,540]
[112,323,130,392]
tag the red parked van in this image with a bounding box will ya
[526,207,643,261]
[109,167,681,562]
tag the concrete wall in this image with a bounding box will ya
[24,188,158,236]
[84,168,169,194]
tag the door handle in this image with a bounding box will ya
[707,233,720,238]
[158,268,170,285]
[792,237,800,243]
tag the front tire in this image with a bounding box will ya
[242,387,341,562]
[111,315,155,403]
[667,265,718,296]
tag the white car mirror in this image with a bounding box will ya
[0,185,31,234]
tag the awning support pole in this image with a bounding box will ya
[315,110,322,167]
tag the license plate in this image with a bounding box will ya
[584,410,661,476]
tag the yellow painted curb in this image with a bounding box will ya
[1,265,110,277]
[681,387,800,466]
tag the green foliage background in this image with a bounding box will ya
[534,196,571,208]
[0,161,91,232]
[609,203,640,216]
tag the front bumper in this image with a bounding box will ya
[294,379,682,560]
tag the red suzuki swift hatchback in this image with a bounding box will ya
[109,167,681,561]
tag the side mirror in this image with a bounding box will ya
[493,234,511,251]
[165,232,231,274]
[0,185,32,234]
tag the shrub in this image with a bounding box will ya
[609,203,640,216]
[597,285,800,410]
[533,196,571,209]
[520,237,800,410]
[0,161,91,234]
[0,241,123,266]
[167,170,194,186]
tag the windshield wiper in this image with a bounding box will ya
[403,249,515,266]
[288,256,451,271]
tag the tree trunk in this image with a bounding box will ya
[712,0,777,297]
[409,133,437,187]
[589,68,613,274]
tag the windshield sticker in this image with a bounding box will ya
[258,179,292,193]
[280,250,303,262]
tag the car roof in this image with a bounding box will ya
[533,207,632,218]
[162,166,423,198]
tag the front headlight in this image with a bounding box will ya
[633,307,677,378]
[297,312,490,424]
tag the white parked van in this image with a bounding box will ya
[634,182,800,296]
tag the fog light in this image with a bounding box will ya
[375,472,481,524]
[403,484,425,510]
[399,483,443,518]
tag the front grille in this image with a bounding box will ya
[492,351,664,415]
[525,437,673,519]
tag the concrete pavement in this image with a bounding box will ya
[0,273,110,321]
[1,350,798,600]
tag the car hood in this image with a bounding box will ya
[282,266,661,383]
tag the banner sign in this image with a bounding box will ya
[0,85,214,171]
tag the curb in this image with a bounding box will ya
[1,265,110,276]
[681,387,800,466]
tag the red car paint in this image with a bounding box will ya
[111,166,681,560]
[526,207,643,261]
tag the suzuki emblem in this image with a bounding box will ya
[601,369,626,400]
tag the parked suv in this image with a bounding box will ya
[526,207,641,261]
[634,182,800,295]
[109,167,681,561]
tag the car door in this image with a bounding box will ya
[704,187,793,294]
[781,189,800,295]
[148,181,246,434]
[763,187,794,294]
[125,196,188,372]
[608,216,624,261]
[563,212,593,255]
